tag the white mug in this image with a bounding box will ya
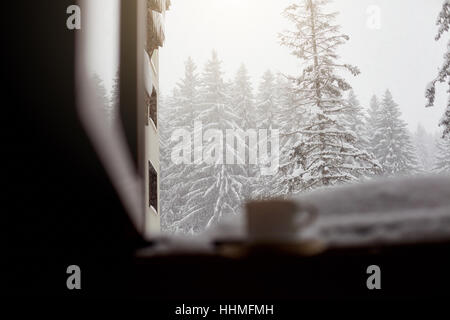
[245,199,317,243]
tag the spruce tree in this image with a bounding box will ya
[425,0,450,137]
[160,58,201,233]
[232,64,256,129]
[433,135,450,174]
[342,90,379,179]
[175,51,246,232]
[373,90,419,176]
[278,0,379,192]
[343,90,369,151]
[175,56,201,128]
[159,93,180,232]
[365,95,381,157]
[413,123,435,172]
[252,70,284,199]
[231,64,257,198]
[256,70,279,130]
[269,75,300,197]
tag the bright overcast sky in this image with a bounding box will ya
[82,0,119,96]
[85,0,448,133]
[160,0,448,133]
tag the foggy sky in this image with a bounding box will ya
[84,0,448,134]
[160,0,448,133]
[83,0,119,97]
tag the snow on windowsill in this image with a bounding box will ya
[139,175,450,256]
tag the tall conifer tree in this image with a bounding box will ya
[279,0,379,192]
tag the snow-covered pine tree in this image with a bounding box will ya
[161,58,204,233]
[343,90,370,152]
[109,71,119,125]
[278,0,379,192]
[175,57,201,128]
[413,123,435,172]
[365,95,381,157]
[174,51,247,233]
[267,74,300,197]
[256,70,279,130]
[91,73,112,125]
[251,73,297,198]
[160,90,198,234]
[433,135,450,173]
[425,0,450,138]
[372,90,419,176]
[251,70,282,199]
[342,90,379,179]
[159,93,179,232]
[232,64,256,130]
[231,64,257,198]
[159,58,202,233]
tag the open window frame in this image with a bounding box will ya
[76,0,170,239]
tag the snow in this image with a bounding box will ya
[294,175,450,246]
[295,175,450,216]
[137,233,215,257]
[158,0,450,236]
[145,175,450,255]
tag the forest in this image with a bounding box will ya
[91,0,450,235]
[157,0,450,234]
